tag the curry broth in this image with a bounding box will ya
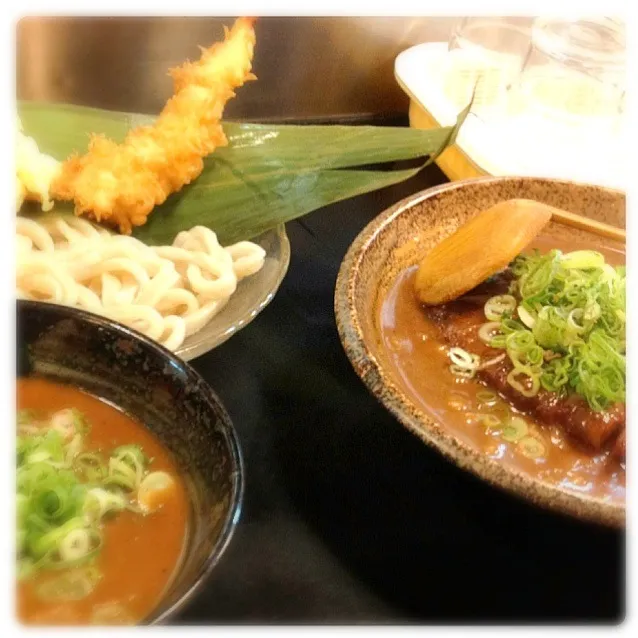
[379,235,625,503]
[17,377,189,625]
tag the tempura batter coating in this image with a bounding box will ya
[52,17,256,234]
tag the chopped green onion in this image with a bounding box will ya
[59,528,91,561]
[517,305,536,329]
[506,368,541,398]
[480,249,625,410]
[17,406,174,584]
[448,347,480,379]
[29,516,86,559]
[84,488,127,522]
[519,436,546,459]
[501,317,526,334]
[484,294,517,321]
[22,430,67,468]
[478,321,502,346]
[476,390,498,405]
[107,445,148,491]
[449,347,477,368]
[111,445,148,468]
[74,452,107,483]
[501,416,529,442]
[560,250,605,270]
[480,414,501,429]
[58,527,102,564]
[540,355,571,393]
[104,458,138,491]
[65,434,83,465]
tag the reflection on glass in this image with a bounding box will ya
[513,17,625,129]
[503,17,625,180]
[445,17,532,120]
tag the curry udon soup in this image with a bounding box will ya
[16,378,189,625]
[380,234,625,502]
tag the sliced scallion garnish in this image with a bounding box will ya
[501,416,529,442]
[16,407,174,588]
[474,249,625,410]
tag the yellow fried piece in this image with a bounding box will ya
[52,17,257,234]
[16,117,61,212]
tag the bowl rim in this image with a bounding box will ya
[16,299,245,623]
[334,175,625,528]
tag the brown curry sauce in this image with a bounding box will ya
[17,377,189,625]
[379,235,625,503]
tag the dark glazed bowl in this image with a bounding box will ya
[16,300,244,624]
[335,176,625,527]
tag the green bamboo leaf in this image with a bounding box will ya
[17,100,469,245]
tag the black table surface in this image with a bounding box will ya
[176,159,624,625]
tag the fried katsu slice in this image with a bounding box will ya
[52,17,257,234]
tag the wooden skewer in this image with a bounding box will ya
[415,198,625,306]
[542,203,626,242]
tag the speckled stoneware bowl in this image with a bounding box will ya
[335,176,625,527]
[17,300,244,624]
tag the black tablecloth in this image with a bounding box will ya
[178,162,624,624]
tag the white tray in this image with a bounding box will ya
[394,42,626,191]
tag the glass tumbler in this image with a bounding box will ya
[506,16,625,175]
[444,17,532,120]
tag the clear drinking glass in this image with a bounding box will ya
[508,17,625,151]
[444,17,532,120]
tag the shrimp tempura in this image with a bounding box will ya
[52,17,256,234]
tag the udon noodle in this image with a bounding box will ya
[16,215,266,351]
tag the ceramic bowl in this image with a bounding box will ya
[17,299,244,623]
[335,176,625,527]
